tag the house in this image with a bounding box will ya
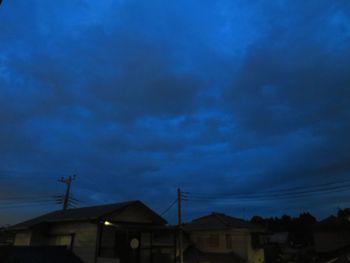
[7,200,177,263]
[184,212,266,263]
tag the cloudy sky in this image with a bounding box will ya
[0,0,350,225]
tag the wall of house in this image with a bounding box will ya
[189,229,264,263]
[189,229,249,258]
[48,222,98,263]
[14,230,31,246]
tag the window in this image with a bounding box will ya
[48,234,74,249]
[225,234,232,249]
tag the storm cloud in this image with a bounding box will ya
[0,0,350,224]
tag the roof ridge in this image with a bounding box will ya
[212,212,231,226]
[8,200,142,231]
[98,200,140,219]
[64,200,139,211]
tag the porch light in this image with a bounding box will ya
[104,221,113,226]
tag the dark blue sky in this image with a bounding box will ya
[0,0,350,225]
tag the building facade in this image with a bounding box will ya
[184,213,266,263]
[10,201,177,263]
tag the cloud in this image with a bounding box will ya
[219,0,350,216]
[1,0,350,224]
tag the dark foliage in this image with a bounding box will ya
[337,208,350,218]
[251,212,318,248]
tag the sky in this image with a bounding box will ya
[0,0,350,225]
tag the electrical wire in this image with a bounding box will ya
[0,202,58,210]
[0,168,68,177]
[160,199,178,216]
[183,181,350,199]
[182,189,350,205]
[0,193,65,204]
[0,195,56,201]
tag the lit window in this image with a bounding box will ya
[48,235,73,249]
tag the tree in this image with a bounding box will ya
[251,216,265,226]
[337,208,350,218]
[298,212,317,225]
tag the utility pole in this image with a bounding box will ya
[59,175,75,210]
[177,188,183,263]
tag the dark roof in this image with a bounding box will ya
[184,212,262,231]
[9,201,166,230]
[184,246,244,263]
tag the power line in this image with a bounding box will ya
[0,195,57,201]
[0,199,56,205]
[182,187,350,204]
[0,202,58,210]
[181,180,350,205]
[54,195,83,207]
[0,168,69,176]
[0,194,70,209]
[184,181,350,199]
[183,188,350,201]
[0,177,56,182]
[0,169,69,181]
[0,200,57,209]
[160,198,177,216]
[0,198,55,205]
[184,188,350,201]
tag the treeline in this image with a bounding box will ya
[250,208,350,247]
[251,208,350,232]
[251,212,317,232]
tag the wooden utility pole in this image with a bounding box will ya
[177,188,183,263]
[59,175,75,210]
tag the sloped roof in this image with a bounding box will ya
[9,200,166,230]
[184,212,261,231]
